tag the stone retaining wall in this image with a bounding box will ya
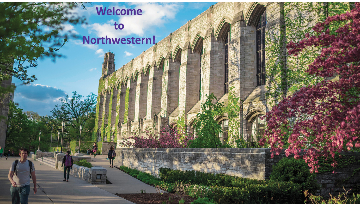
[115,148,267,180]
[115,148,360,198]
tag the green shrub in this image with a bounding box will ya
[270,157,320,194]
[190,197,217,204]
[74,159,93,168]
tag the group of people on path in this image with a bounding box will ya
[7,144,116,204]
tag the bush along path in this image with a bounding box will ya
[115,165,360,204]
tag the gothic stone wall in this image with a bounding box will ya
[96,2,277,145]
[95,2,332,145]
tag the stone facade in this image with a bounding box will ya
[96,2,351,146]
[96,2,278,145]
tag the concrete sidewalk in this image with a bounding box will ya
[89,155,166,195]
[0,156,135,204]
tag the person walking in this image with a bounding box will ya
[61,151,73,182]
[0,146,3,158]
[92,143,98,158]
[8,147,37,204]
[6,149,11,160]
[107,146,116,168]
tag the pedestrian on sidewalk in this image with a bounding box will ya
[8,147,37,204]
[6,149,11,160]
[61,151,73,182]
[107,146,116,168]
[92,143,98,158]
[0,146,3,158]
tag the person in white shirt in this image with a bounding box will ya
[8,148,37,204]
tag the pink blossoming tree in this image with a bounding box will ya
[260,3,360,173]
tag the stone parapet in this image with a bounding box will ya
[69,164,91,182]
[115,148,267,180]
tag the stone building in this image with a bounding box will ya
[95,2,346,147]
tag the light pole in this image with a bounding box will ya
[79,125,82,153]
[50,126,53,149]
[61,121,64,153]
[38,130,41,151]
[57,132,60,148]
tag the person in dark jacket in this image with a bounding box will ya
[108,146,116,168]
[61,151,73,182]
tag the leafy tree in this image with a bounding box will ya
[0,2,86,99]
[5,102,52,152]
[260,3,360,173]
[51,91,97,151]
[188,93,227,148]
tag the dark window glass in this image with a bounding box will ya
[256,11,266,86]
[224,33,229,94]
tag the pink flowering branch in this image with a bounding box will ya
[261,3,360,173]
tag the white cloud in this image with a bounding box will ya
[71,39,99,50]
[96,49,105,57]
[89,68,97,72]
[124,51,133,57]
[62,24,78,34]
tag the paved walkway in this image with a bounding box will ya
[0,155,163,204]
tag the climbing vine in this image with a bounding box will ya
[124,87,130,124]
[265,2,352,108]
[106,89,114,141]
[114,86,121,139]
[223,87,242,147]
[93,94,101,142]
[176,114,187,142]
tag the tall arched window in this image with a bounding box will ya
[224,33,229,94]
[199,45,203,101]
[218,119,229,144]
[251,115,265,142]
[256,11,266,86]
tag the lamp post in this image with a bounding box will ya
[38,130,41,151]
[50,126,53,149]
[79,125,82,153]
[61,121,64,153]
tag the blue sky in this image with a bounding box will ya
[13,2,216,116]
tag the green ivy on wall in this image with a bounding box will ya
[266,2,352,108]
[261,2,354,150]
[223,87,242,147]
[124,87,129,124]
[99,94,107,142]
[114,86,121,140]
[176,114,186,141]
[93,95,101,142]
[106,89,114,141]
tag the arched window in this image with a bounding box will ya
[256,11,266,86]
[251,115,265,142]
[218,119,229,144]
[199,45,203,101]
[224,33,229,94]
